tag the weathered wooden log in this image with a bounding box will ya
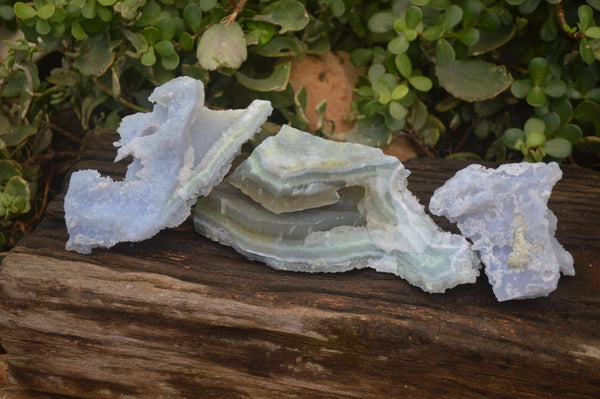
[0,129,599,398]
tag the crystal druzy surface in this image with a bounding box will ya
[429,162,574,301]
[194,126,481,293]
[64,77,272,254]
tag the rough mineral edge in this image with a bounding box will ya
[429,162,575,301]
[195,126,481,293]
[64,76,272,254]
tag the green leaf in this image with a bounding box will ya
[456,28,480,46]
[36,19,51,35]
[519,0,541,14]
[526,86,547,107]
[253,0,309,34]
[387,34,409,54]
[36,3,55,19]
[13,2,36,20]
[156,17,176,40]
[142,26,161,45]
[98,0,117,5]
[246,21,276,46]
[235,61,291,92]
[528,57,549,87]
[585,26,600,39]
[543,138,572,158]
[525,130,545,148]
[435,38,455,66]
[97,5,112,22]
[587,0,600,11]
[199,0,217,11]
[389,101,407,120]
[367,11,396,33]
[422,24,445,41]
[511,80,533,98]
[579,5,594,31]
[469,23,516,55]
[554,124,583,144]
[351,48,373,67]
[123,30,148,55]
[0,160,22,185]
[253,36,305,57]
[81,0,96,19]
[197,22,247,70]
[409,76,432,92]
[443,5,463,30]
[541,112,560,135]
[503,128,526,150]
[4,176,30,202]
[524,117,545,135]
[394,54,412,78]
[343,117,391,147]
[183,4,202,32]
[435,59,513,102]
[573,99,600,121]
[391,84,409,100]
[73,33,115,76]
[179,32,194,52]
[542,80,567,98]
[141,47,156,66]
[580,37,596,64]
[405,6,423,30]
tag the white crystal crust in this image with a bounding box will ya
[64,77,272,253]
[429,162,574,301]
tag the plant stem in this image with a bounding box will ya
[93,78,150,113]
[557,0,585,39]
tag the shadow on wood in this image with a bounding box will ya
[0,129,599,398]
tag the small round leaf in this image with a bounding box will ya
[389,101,407,121]
[36,3,55,20]
[503,128,526,150]
[405,6,423,30]
[197,22,247,70]
[524,117,545,135]
[409,76,433,92]
[543,138,572,158]
[435,38,455,66]
[394,54,412,78]
[443,5,463,30]
[13,2,36,20]
[542,79,567,98]
[526,86,547,107]
[456,27,480,46]
[511,80,532,98]
[528,57,549,86]
[525,130,545,148]
[387,34,409,54]
[141,47,156,66]
[423,24,445,41]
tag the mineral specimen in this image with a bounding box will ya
[64,76,272,254]
[194,126,481,293]
[429,162,574,301]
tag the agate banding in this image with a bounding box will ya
[429,162,574,301]
[64,76,272,254]
[194,126,481,293]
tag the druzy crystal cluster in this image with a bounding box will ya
[194,126,481,293]
[64,77,272,253]
[429,163,574,301]
[64,77,574,300]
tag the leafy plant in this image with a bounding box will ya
[1,0,600,250]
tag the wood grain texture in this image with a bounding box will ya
[0,129,599,398]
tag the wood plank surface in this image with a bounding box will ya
[0,129,599,398]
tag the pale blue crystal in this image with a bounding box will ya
[194,126,481,293]
[429,162,574,301]
[64,77,272,254]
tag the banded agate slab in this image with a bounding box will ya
[195,126,481,294]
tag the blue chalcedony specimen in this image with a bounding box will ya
[429,162,574,301]
[194,126,481,293]
[64,77,272,253]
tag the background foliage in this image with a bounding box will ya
[1,0,600,251]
